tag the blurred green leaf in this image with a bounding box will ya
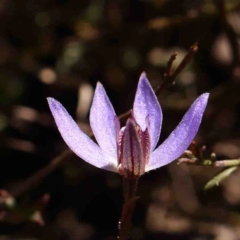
[83,0,104,24]
[204,166,238,190]
[203,0,240,14]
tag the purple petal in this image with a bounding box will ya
[47,97,118,172]
[147,93,209,172]
[120,119,144,177]
[90,82,119,159]
[133,73,162,151]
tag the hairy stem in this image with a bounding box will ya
[118,177,139,240]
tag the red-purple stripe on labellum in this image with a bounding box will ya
[119,119,145,178]
[47,72,209,178]
[117,112,151,178]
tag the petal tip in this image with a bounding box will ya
[47,98,67,116]
[200,92,210,100]
[139,72,150,87]
[197,92,210,107]
[95,82,106,95]
[47,97,59,109]
[140,72,146,79]
[96,81,103,88]
[47,97,54,102]
[139,73,148,85]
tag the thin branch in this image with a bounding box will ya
[11,149,72,197]
[172,43,198,78]
[155,43,198,95]
[165,52,178,77]
[178,157,240,167]
[215,0,240,70]
[177,142,240,168]
[177,141,240,190]
[155,52,177,95]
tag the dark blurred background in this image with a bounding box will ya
[0,0,240,239]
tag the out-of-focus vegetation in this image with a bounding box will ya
[0,0,240,239]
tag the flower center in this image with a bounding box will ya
[117,114,150,178]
